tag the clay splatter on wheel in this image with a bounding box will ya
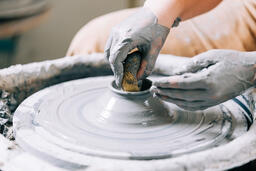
[13,76,252,168]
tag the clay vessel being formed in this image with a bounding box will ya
[85,79,173,131]
[14,76,240,162]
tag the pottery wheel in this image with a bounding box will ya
[14,76,249,164]
[0,0,47,19]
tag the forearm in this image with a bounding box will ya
[144,0,222,28]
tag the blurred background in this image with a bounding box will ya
[0,0,144,68]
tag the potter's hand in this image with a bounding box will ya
[152,50,256,111]
[104,7,170,87]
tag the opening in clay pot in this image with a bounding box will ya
[86,78,172,129]
[111,79,152,95]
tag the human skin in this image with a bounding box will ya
[147,0,256,110]
[66,0,256,109]
[105,0,222,87]
[67,0,256,57]
[104,7,170,87]
[145,0,222,28]
[151,50,256,111]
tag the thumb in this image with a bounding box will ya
[173,55,216,75]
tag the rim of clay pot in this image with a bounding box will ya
[110,79,152,96]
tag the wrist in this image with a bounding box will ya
[144,0,183,28]
[244,52,256,86]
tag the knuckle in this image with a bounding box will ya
[191,58,199,65]
[208,49,220,54]
[120,37,132,44]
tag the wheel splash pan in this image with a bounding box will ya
[13,76,252,168]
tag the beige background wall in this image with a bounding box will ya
[7,0,144,66]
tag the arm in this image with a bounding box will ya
[105,0,223,87]
[152,50,256,111]
[145,0,222,28]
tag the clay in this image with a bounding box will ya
[0,90,16,140]
[122,52,141,92]
[105,7,170,87]
[0,54,112,139]
[0,53,255,170]
[153,50,256,111]
[0,53,183,140]
[14,76,250,166]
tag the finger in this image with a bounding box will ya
[172,54,217,75]
[153,72,209,89]
[137,35,166,80]
[152,87,209,101]
[172,61,197,75]
[104,32,113,60]
[137,59,148,80]
[156,94,206,107]
[109,43,131,87]
[137,49,158,80]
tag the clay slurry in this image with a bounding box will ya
[14,76,248,162]
[122,52,142,92]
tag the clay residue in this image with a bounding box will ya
[122,52,141,92]
[0,54,112,140]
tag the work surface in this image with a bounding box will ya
[0,54,256,171]
[13,76,249,165]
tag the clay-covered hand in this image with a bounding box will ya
[151,50,256,111]
[104,7,170,87]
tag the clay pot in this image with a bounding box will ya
[85,79,173,130]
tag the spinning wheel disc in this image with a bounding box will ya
[14,76,248,165]
[0,0,47,19]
